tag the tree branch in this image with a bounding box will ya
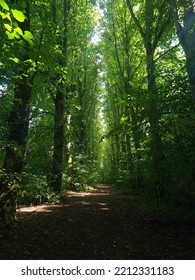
[126,0,145,40]
[153,15,172,50]
[154,42,180,61]
[167,0,184,35]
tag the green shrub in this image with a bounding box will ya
[18,174,60,205]
[136,189,195,224]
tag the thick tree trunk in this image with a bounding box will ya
[0,0,32,227]
[0,82,32,221]
[177,26,195,105]
[50,90,65,192]
[126,0,167,195]
[168,0,195,105]
[168,0,195,183]
[184,48,195,106]
[49,0,70,193]
[146,47,165,199]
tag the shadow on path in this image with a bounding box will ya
[0,185,194,259]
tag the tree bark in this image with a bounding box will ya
[168,0,195,105]
[0,0,32,226]
[146,47,165,198]
[126,0,167,198]
[49,0,70,193]
[50,89,65,192]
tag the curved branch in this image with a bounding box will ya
[126,0,145,40]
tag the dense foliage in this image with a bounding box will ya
[99,0,195,221]
[0,0,195,232]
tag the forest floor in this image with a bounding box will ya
[0,185,194,260]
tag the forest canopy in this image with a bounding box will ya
[0,0,195,232]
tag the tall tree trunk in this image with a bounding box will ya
[77,77,86,164]
[49,0,70,193]
[168,0,195,105]
[111,7,143,186]
[50,89,65,192]
[126,0,168,198]
[168,0,195,183]
[0,0,32,226]
[125,130,134,171]
[146,47,165,198]
[129,106,144,188]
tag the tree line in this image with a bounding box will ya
[99,0,195,221]
[0,0,102,231]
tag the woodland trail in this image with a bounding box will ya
[0,185,194,260]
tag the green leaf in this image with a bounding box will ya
[120,116,128,124]
[14,26,23,36]
[0,10,6,19]
[23,30,33,40]
[11,9,25,22]
[5,12,11,21]
[6,30,15,40]
[4,23,12,32]
[23,30,34,45]
[9,57,20,63]
[0,0,9,11]
[18,39,26,47]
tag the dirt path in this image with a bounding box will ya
[0,185,194,260]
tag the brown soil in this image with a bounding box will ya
[0,185,194,260]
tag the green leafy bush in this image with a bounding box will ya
[136,189,195,224]
[18,174,61,205]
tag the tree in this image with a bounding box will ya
[166,0,195,185]
[126,0,172,198]
[0,0,35,226]
[63,2,102,188]
[48,0,70,193]
[167,0,195,105]
[98,0,144,184]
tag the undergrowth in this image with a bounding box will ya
[135,190,195,224]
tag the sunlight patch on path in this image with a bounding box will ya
[67,185,116,197]
[17,185,116,213]
[17,204,61,213]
